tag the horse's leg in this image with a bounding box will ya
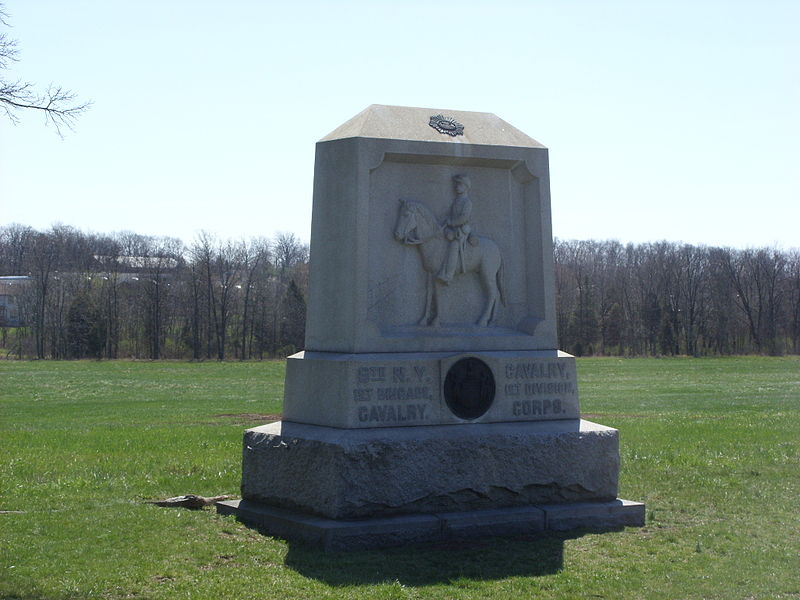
[476,255,500,327]
[420,238,444,327]
[430,278,441,327]
[419,272,433,326]
[488,264,501,323]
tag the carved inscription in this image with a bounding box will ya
[358,403,429,424]
[501,360,577,418]
[352,365,434,425]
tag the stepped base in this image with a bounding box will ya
[217,498,645,551]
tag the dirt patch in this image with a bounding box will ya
[200,555,239,571]
[213,413,281,423]
[581,413,651,420]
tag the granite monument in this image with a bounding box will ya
[217,105,644,550]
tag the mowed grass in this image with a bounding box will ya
[0,357,798,600]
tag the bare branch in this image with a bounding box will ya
[0,82,92,136]
[0,32,19,68]
[0,2,90,136]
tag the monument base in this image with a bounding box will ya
[240,419,623,520]
[282,350,581,428]
[216,498,645,551]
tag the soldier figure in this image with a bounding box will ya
[438,174,478,284]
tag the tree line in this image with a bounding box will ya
[1,225,798,359]
[0,224,308,359]
[554,239,800,357]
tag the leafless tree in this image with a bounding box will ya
[0,223,34,274]
[673,244,708,356]
[272,232,308,279]
[28,231,59,358]
[96,234,123,358]
[0,3,90,136]
[139,236,184,359]
[236,238,270,360]
[190,233,246,360]
[191,232,217,359]
[788,250,800,354]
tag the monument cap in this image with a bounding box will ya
[320,104,546,149]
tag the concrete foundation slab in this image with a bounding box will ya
[540,499,645,531]
[216,498,643,551]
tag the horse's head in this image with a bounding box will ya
[394,198,423,245]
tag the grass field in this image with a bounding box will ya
[1,357,798,600]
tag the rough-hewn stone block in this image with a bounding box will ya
[241,419,619,520]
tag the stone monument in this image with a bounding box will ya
[217,105,644,549]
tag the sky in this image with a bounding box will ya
[0,0,798,250]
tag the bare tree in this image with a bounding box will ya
[788,250,800,354]
[272,232,308,279]
[211,240,244,360]
[139,237,183,360]
[191,232,216,359]
[96,234,123,358]
[0,3,90,136]
[237,238,270,360]
[0,223,34,274]
[674,245,708,356]
[28,231,59,358]
[722,248,787,354]
[190,233,245,360]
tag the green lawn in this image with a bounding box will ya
[1,357,798,599]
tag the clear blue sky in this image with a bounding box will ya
[1,0,797,249]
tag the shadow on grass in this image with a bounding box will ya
[283,531,588,586]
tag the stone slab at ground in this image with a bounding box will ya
[217,499,645,552]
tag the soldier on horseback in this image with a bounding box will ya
[394,177,504,327]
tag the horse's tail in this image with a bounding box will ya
[497,258,506,306]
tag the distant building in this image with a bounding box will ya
[0,276,31,327]
[94,255,179,270]
[0,256,180,327]
[92,255,180,284]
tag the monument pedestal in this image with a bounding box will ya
[223,418,645,550]
[240,420,619,519]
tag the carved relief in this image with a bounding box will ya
[393,175,505,327]
[428,114,464,137]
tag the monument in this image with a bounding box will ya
[217,105,644,549]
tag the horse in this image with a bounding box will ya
[393,198,505,327]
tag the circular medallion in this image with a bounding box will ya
[443,357,495,420]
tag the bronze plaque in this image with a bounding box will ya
[443,357,495,420]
